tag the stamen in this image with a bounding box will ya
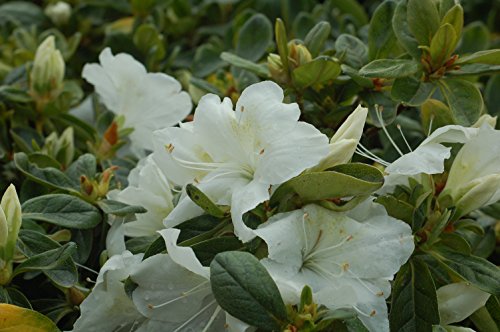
[148,281,210,309]
[201,305,222,332]
[427,115,434,137]
[304,234,353,261]
[173,300,218,332]
[76,263,99,276]
[397,124,413,152]
[375,106,403,157]
[355,143,389,166]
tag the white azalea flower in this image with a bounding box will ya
[82,48,192,156]
[437,282,490,325]
[153,81,329,242]
[72,251,145,332]
[131,228,253,332]
[74,230,252,332]
[440,125,500,217]
[253,203,414,332]
[109,155,174,237]
[311,105,368,171]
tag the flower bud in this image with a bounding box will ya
[267,53,288,84]
[288,42,312,69]
[30,36,65,102]
[311,105,368,171]
[45,1,71,26]
[0,184,22,285]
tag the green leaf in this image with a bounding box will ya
[236,13,272,62]
[210,251,288,330]
[457,49,500,65]
[304,21,331,57]
[407,0,441,46]
[333,0,369,26]
[96,199,147,216]
[271,163,383,210]
[430,249,500,295]
[14,152,79,194]
[335,34,368,69]
[0,2,45,27]
[191,237,244,266]
[0,304,60,332]
[375,195,415,224]
[391,76,436,106]
[430,24,457,68]
[186,184,228,218]
[438,78,482,126]
[193,43,226,78]
[220,52,269,77]
[458,21,489,54]
[133,23,165,62]
[292,56,341,89]
[142,236,166,260]
[13,242,78,288]
[448,64,500,76]
[393,1,421,59]
[390,257,440,332]
[421,99,455,134]
[441,5,463,40]
[368,0,399,60]
[65,154,96,186]
[485,75,500,119]
[275,18,289,73]
[359,59,420,78]
[22,194,101,229]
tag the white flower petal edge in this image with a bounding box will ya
[437,282,491,325]
[254,203,414,332]
[72,251,145,332]
[154,81,329,242]
[82,48,192,155]
[110,155,174,237]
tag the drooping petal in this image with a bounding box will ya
[73,251,145,332]
[384,143,451,175]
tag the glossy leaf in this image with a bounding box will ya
[0,303,60,332]
[22,194,101,229]
[210,251,288,330]
[359,59,420,78]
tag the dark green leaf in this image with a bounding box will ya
[391,76,436,106]
[458,21,490,54]
[13,243,78,288]
[97,199,147,216]
[407,0,441,46]
[335,34,368,69]
[392,1,421,59]
[22,194,101,229]
[390,257,440,332]
[430,249,500,295]
[368,0,399,60]
[210,251,288,330]
[191,237,244,266]
[438,78,482,126]
[304,21,331,57]
[220,52,269,77]
[236,13,272,62]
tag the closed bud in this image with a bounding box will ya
[267,53,288,84]
[288,42,312,69]
[45,1,71,26]
[30,36,65,103]
[0,184,22,285]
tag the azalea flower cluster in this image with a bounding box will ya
[72,48,500,332]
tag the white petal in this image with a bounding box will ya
[230,180,270,242]
[158,228,209,279]
[437,282,491,325]
[331,105,368,144]
[73,251,145,332]
[106,216,126,257]
[385,143,451,175]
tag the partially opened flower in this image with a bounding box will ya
[254,202,414,332]
[82,48,192,156]
[439,125,500,218]
[153,81,329,242]
[312,105,368,171]
[109,155,174,237]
